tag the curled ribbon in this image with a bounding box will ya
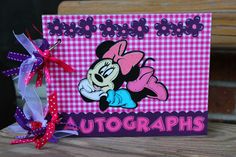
[103,40,144,75]
[11,92,59,149]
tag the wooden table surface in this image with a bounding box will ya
[0,122,235,157]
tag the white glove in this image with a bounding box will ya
[78,79,107,101]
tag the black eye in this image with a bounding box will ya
[99,65,108,74]
[103,68,114,78]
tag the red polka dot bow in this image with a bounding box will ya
[11,92,59,149]
[27,39,76,87]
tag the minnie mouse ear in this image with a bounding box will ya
[96,40,115,58]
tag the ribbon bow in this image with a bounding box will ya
[35,43,75,85]
[2,33,75,97]
[13,107,46,139]
[103,40,144,75]
[11,92,59,149]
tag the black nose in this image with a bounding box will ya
[95,74,103,82]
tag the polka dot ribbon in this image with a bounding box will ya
[1,52,43,78]
[2,33,75,88]
[35,47,76,86]
[25,40,76,87]
[11,92,59,149]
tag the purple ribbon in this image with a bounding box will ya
[8,52,30,62]
[2,38,49,77]
[14,107,59,143]
[15,107,46,137]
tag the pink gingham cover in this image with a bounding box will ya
[42,13,211,114]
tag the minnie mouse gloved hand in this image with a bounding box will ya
[78,78,107,101]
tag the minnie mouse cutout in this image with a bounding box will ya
[78,40,168,111]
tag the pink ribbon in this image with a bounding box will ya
[36,48,75,85]
[103,40,144,75]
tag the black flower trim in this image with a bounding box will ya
[47,17,97,38]
[170,22,186,37]
[185,16,204,37]
[98,18,149,39]
[47,18,63,36]
[47,16,204,39]
[77,16,97,38]
[114,23,131,39]
[154,15,204,37]
[99,19,116,38]
[62,22,79,38]
[154,18,171,36]
[129,18,149,39]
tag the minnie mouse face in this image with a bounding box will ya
[85,40,144,93]
[79,40,144,105]
[87,59,120,92]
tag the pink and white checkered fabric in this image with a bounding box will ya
[42,13,211,114]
